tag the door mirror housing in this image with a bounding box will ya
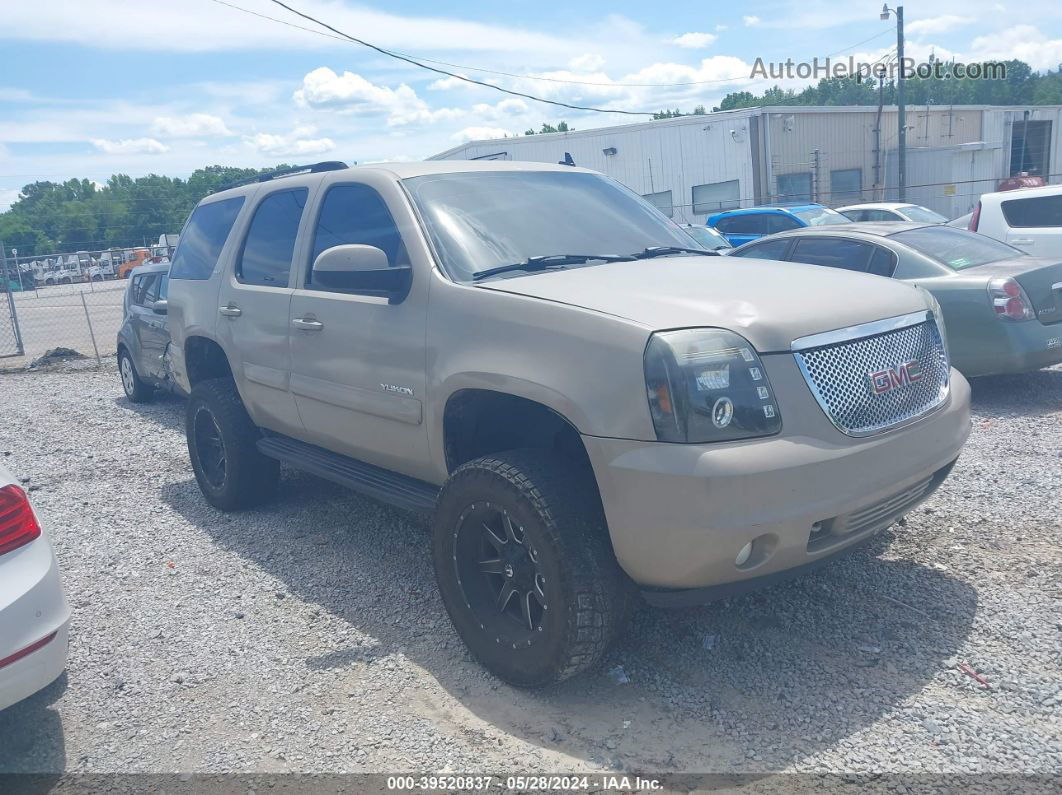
[312,244,411,302]
[151,299,169,315]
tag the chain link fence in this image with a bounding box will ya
[0,272,128,369]
[0,244,177,368]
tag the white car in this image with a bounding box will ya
[0,463,70,711]
[837,202,949,224]
[968,184,1062,258]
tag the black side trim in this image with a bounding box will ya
[256,435,439,513]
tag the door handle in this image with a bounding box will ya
[1011,238,1034,245]
[292,317,324,331]
[219,304,242,317]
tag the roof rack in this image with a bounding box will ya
[212,161,349,193]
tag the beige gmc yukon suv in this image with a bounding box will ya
[166,160,971,686]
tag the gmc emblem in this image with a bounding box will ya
[868,360,923,395]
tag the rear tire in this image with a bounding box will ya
[432,449,630,687]
[185,377,279,511]
[119,349,153,403]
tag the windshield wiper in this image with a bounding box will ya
[472,253,633,282]
[631,246,721,259]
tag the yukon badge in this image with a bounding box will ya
[868,360,922,395]
[380,383,414,396]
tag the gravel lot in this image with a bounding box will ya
[0,363,1059,780]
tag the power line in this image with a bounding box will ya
[211,0,895,91]
[255,0,654,116]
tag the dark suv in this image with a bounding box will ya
[117,262,175,402]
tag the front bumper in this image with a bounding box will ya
[0,534,70,712]
[582,360,971,596]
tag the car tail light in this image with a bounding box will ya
[969,201,981,232]
[0,484,42,557]
[989,277,1035,321]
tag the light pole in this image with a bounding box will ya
[881,4,906,201]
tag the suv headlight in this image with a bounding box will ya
[644,328,782,443]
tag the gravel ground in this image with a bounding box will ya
[0,363,1059,781]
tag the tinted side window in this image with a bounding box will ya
[733,238,791,260]
[866,209,900,221]
[309,184,405,287]
[767,214,801,233]
[1000,194,1062,228]
[867,246,897,277]
[237,189,308,287]
[718,214,768,235]
[143,274,164,304]
[131,273,161,306]
[790,238,873,271]
[170,197,244,280]
[129,275,147,307]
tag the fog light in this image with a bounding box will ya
[735,541,753,567]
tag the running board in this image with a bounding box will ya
[256,435,440,513]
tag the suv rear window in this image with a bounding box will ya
[1001,194,1062,228]
[170,197,245,280]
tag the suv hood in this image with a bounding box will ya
[477,256,928,352]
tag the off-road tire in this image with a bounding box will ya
[185,377,279,511]
[433,449,630,687]
[118,349,153,403]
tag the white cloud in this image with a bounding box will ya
[672,32,718,49]
[0,0,585,58]
[294,67,465,127]
[569,53,605,71]
[906,15,973,36]
[715,24,728,32]
[450,126,513,143]
[0,188,20,213]
[470,98,529,119]
[428,75,471,91]
[968,25,1062,70]
[742,16,761,27]
[90,137,169,155]
[150,113,232,138]
[246,126,335,157]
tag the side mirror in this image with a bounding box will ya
[312,244,411,302]
[152,299,168,315]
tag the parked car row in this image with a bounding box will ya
[18,235,180,288]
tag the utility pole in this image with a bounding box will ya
[882,4,907,201]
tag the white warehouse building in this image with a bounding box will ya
[430,104,1062,224]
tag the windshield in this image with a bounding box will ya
[404,171,698,282]
[792,207,853,226]
[901,205,948,224]
[682,225,731,250]
[891,225,1024,269]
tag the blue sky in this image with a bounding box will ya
[2,0,1061,209]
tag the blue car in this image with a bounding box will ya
[706,204,852,247]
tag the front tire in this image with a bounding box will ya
[185,378,279,511]
[119,349,153,403]
[433,449,630,687]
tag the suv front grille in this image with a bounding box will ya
[793,312,950,437]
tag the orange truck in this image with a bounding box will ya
[117,248,152,279]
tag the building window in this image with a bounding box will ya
[830,169,863,204]
[692,180,741,215]
[776,173,812,203]
[642,190,674,217]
